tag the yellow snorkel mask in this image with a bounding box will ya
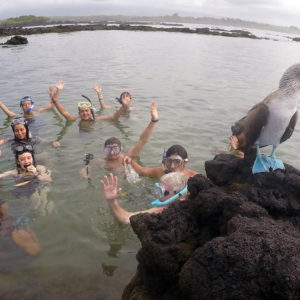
[77,101,92,109]
[77,95,95,119]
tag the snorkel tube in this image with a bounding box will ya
[151,186,188,207]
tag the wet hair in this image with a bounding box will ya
[159,172,187,194]
[116,92,131,105]
[104,137,122,148]
[15,149,36,171]
[166,145,188,160]
[11,117,31,140]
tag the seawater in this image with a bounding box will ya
[0,29,300,299]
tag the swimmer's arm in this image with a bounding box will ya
[36,165,52,182]
[79,158,103,179]
[127,102,158,157]
[95,96,130,120]
[125,158,163,178]
[0,169,17,179]
[51,81,76,121]
[93,83,112,109]
[95,104,126,120]
[53,100,76,121]
[0,101,17,117]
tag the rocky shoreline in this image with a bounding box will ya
[123,153,300,299]
[0,23,261,40]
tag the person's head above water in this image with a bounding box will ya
[20,96,34,113]
[163,145,188,173]
[77,95,95,121]
[15,144,36,172]
[11,117,31,141]
[116,92,132,105]
[104,137,122,159]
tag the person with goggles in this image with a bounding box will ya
[123,144,197,179]
[80,101,159,178]
[50,80,130,122]
[0,116,60,151]
[0,145,51,182]
[100,172,187,225]
[0,86,55,118]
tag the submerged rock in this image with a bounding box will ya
[123,154,300,299]
[3,35,28,45]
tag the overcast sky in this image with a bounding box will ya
[1,0,300,28]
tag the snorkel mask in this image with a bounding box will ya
[20,96,34,113]
[151,183,188,207]
[104,144,121,157]
[164,155,188,170]
[78,95,95,120]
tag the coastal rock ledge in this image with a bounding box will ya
[124,153,300,299]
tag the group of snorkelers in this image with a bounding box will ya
[0,81,199,254]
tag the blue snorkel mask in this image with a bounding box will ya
[151,183,188,207]
[20,96,34,113]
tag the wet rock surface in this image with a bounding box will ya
[1,35,28,45]
[123,154,300,299]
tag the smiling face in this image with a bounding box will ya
[78,107,92,121]
[13,124,27,140]
[17,152,33,171]
[21,100,32,113]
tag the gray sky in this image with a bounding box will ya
[1,0,300,28]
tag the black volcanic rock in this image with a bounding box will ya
[123,154,300,299]
[3,35,28,45]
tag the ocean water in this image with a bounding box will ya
[0,29,300,299]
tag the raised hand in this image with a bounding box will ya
[56,80,64,90]
[150,101,158,121]
[100,173,122,201]
[93,83,101,94]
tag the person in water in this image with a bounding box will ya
[100,172,188,225]
[50,80,131,122]
[93,83,133,110]
[0,87,55,118]
[0,116,60,152]
[123,144,197,179]
[80,101,159,178]
[0,198,40,256]
[0,145,52,182]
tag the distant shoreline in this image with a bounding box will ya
[0,23,262,40]
[1,22,300,43]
